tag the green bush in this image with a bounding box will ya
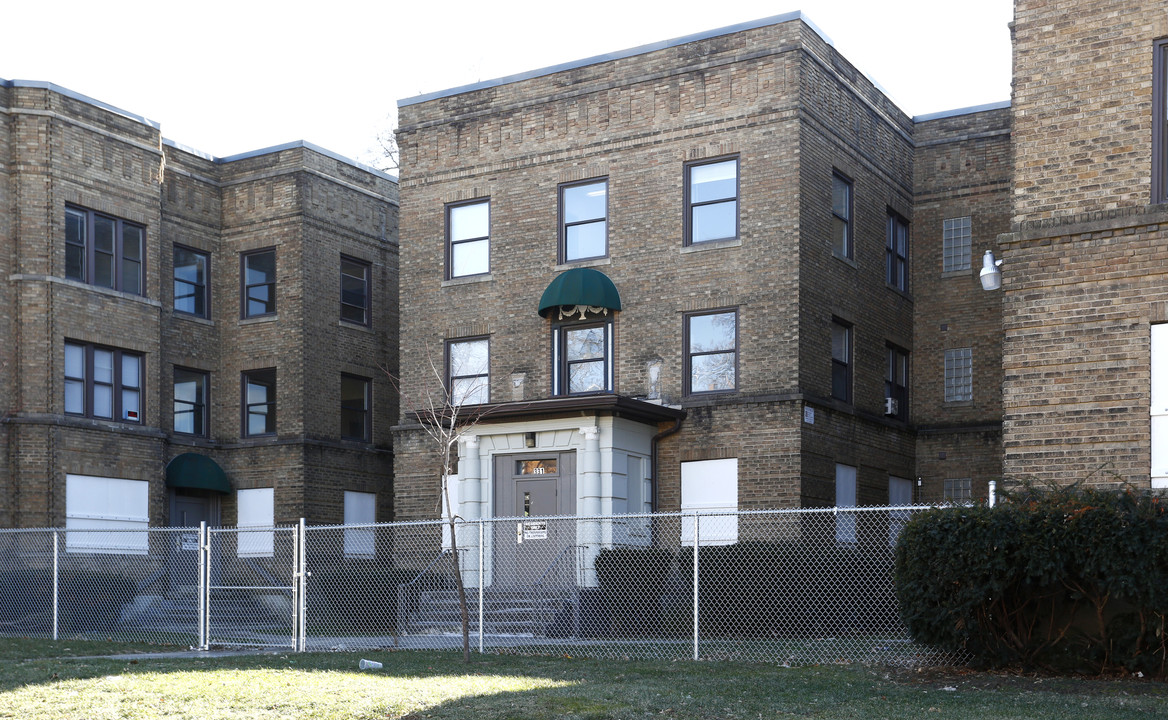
[894,484,1168,675]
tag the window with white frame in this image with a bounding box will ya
[944,348,973,402]
[65,475,148,554]
[1151,325,1168,488]
[237,487,274,557]
[942,217,972,272]
[680,458,738,546]
[344,491,376,558]
[835,464,857,543]
[944,478,972,503]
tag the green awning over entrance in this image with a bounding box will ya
[165,453,231,494]
[537,268,622,318]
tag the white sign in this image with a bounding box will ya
[803,406,815,424]
[180,533,198,551]
[522,520,548,540]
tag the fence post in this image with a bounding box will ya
[988,480,997,508]
[198,522,207,650]
[52,531,59,641]
[692,512,700,662]
[478,519,485,654]
[298,518,307,653]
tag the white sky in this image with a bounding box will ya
[0,0,1012,168]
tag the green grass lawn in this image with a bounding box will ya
[0,639,1165,719]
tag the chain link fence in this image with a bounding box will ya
[0,507,963,665]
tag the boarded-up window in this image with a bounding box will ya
[344,491,376,558]
[237,488,274,558]
[1152,325,1168,488]
[681,458,738,546]
[65,475,148,554]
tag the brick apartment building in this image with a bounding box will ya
[392,11,1010,530]
[0,79,399,539]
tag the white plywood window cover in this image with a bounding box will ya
[344,491,376,558]
[237,487,274,558]
[65,474,149,554]
[835,464,858,544]
[681,458,738,546]
[1152,325,1168,488]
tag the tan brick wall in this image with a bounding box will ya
[0,82,399,528]
[911,107,1011,497]
[1012,0,1168,221]
[395,17,921,518]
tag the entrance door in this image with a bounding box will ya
[170,491,215,594]
[493,452,576,587]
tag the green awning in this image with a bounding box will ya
[537,268,622,318]
[165,453,231,494]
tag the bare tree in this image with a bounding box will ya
[385,346,495,663]
[372,126,400,175]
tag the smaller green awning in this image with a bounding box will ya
[165,453,231,494]
[538,268,622,318]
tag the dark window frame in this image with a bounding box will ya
[173,244,210,319]
[446,336,491,406]
[340,255,371,326]
[559,178,609,263]
[684,309,739,396]
[552,320,614,396]
[64,341,144,424]
[446,198,491,279]
[65,205,146,295]
[886,211,909,292]
[340,373,371,442]
[1154,38,1168,204]
[241,368,277,438]
[240,249,277,319]
[831,319,853,404]
[173,366,209,437]
[885,344,909,421]
[831,172,853,260]
[684,156,739,246]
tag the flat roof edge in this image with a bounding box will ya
[1,78,161,130]
[913,100,1011,123]
[215,140,398,183]
[399,11,828,108]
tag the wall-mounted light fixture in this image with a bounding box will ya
[524,431,537,448]
[979,250,1003,291]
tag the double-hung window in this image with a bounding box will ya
[685,158,738,245]
[944,348,973,402]
[1154,39,1168,204]
[943,478,972,503]
[340,256,370,325]
[65,206,144,294]
[340,374,371,441]
[942,217,972,272]
[174,245,210,318]
[561,179,608,261]
[447,200,490,278]
[885,345,909,420]
[831,320,852,403]
[174,367,209,436]
[554,323,612,395]
[241,249,276,318]
[685,310,737,394]
[65,341,143,423]
[447,338,490,406]
[242,368,276,437]
[886,212,908,291]
[831,173,853,259]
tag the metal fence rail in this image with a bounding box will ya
[0,507,963,666]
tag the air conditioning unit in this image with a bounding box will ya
[884,397,899,416]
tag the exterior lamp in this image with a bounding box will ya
[979,250,1003,291]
